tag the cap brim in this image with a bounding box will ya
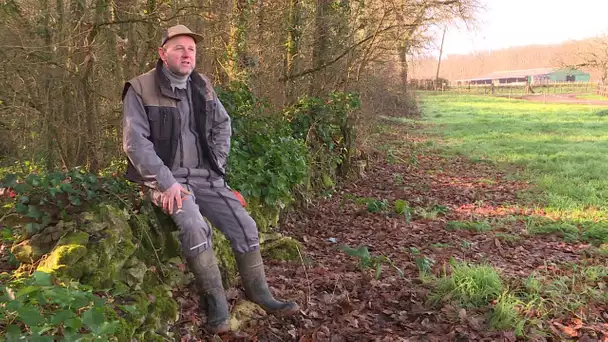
[162,33,203,46]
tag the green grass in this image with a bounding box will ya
[418,94,608,220]
[446,220,493,232]
[577,93,608,101]
[428,261,503,308]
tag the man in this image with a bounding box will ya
[122,24,299,334]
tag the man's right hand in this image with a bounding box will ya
[161,183,191,214]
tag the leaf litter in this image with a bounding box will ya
[172,120,606,341]
[3,120,604,341]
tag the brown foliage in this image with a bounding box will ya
[0,0,478,171]
[410,37,606,82]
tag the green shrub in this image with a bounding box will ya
[1,169,137,236]
[218,82,308,208]
[284,91,360,186]
[0,271,123,340]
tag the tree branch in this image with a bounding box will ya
[279,24,400,82]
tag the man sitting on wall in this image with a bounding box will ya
[121,24,299,334]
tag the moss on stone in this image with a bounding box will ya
[104,306,135,341]
[229,299,265,332]
[261,235,302,261]
[36,231,89,278]
[78,205,137,288]
[11,239,49,264]
[135,285,179,337]
[130,201,181,262]
[211,227,238,287]
[120,260,148,290]
[246,198,281,233]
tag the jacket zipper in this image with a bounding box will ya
[178,111,184,167]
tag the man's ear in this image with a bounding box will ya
[158,47,166,62]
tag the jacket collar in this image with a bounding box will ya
[154,59,184,100]
[154,59,212,101]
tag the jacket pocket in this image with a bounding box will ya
[147,108,171,140]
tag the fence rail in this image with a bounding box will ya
[598,85,608,97]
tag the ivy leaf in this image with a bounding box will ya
[86,174,98,184]
[16,285,40,299]
[30,334,54,342]
[13,183,31,194]
[6,325,22,340]
[64,317,83,331]
[1,173,18,188]
[60,183,74,193]
[50,309,74,325]
[63,330,89,342]
[26,205,44,220]
[15,203,28,214]
[17,306,45,326]
[25,222,42,235]
[32,271,53,286]
[68,195,81,206]
[48,187,62,198]
[25,174,42,187]
[118,305,139,315]
[83,306,106,333]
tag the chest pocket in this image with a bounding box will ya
[147,107,174,140]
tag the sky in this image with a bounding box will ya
[436,0,608,57]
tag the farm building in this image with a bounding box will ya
[455,67,590,86]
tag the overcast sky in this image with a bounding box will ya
[437,0,608,57]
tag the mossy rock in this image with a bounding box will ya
[108,284,179,341]
[246,198,281,233]
[77,205,137,288]
[134,285,179,338]
[133,202,182,261]
[211,226,238,287]
[229,299,265,332]
[11,221,75,264]
[260,234,303,261]
[11,238,52,264]
[36,230,89,278]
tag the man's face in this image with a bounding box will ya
[158,35,196,76]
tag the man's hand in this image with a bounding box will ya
[161,183,191,214]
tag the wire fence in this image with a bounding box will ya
[598,84,608,97]
[445,82,599,97]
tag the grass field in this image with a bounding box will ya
[418,94,608,220]
[397,93,608,338]
[577,93,608,101]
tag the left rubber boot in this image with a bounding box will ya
[234,249,300,316]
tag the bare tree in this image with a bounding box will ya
[572,35,608,85]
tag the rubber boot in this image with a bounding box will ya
[186,249,231,334]
[235,249,299,316]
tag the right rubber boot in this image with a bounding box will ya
[186,248,231,334]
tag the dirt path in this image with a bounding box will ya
[176,120,607,341]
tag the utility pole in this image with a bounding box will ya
[435,26,447,90]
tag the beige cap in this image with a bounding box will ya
[160,24,203,46]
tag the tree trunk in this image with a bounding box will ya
[226,0,250,83]
[310,0,331,97]
[399,43,409,94]
[283,0,301,104]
